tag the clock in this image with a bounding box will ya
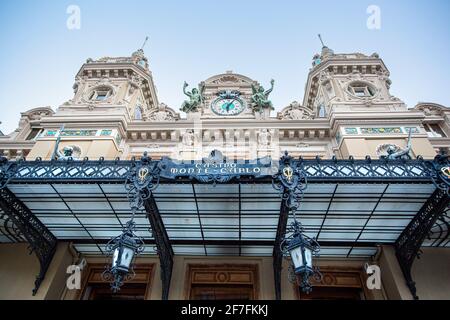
[211,97,245,116]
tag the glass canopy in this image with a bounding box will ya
[3,180,442,258]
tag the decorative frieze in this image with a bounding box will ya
[42,128,118,139]
[343,126,420,135]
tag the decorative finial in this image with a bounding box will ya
[140,36,149,51]
[318,34,326,48]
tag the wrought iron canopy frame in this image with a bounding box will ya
[0,153,449,299]
[0,187,57,295]
[3,156,438,185]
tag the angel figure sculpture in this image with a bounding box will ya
[386,129,413,160]
[251,79,275,113]
[180,81,205,113]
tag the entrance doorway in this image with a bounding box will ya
[186,264,259,300]
[79,264,154,300]
[296,267,368,300]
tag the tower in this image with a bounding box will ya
[303,46,436,159]
[26,49,161,160]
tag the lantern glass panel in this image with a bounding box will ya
[289,245,304,269]
[112,246,134,270]
[304,247,312,268]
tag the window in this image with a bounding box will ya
[424,123,446,137]
[134,106,143,120]
[138,59,146,68]
[95,92,108,101]
[348,82,376,98]
[26,128,41,140]
[318,104,326,118]
[89,86,113,101]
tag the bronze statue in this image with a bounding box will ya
[51,124,78,161]
[180,81,205,113]
[251,79,275,113]
[386,129,412,160]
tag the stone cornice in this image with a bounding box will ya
[127,119,331,130]
[0,141,35,149]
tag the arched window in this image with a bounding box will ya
[318,104,326,118]
[134,106,143,120]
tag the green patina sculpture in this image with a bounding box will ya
[251,79,275,113]
[181,81,205,113]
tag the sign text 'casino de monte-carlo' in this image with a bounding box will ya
[0,44,449,300]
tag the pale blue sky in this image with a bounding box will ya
[0,0,449,134]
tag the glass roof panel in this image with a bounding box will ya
[4,182,440,256]
[52,184,102,195]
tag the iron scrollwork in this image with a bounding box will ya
[125,152,162,210]
[272,151,307,212]
[0,157,17,189]
[395,188,449,299]
[424,153,450,195]
[272,151,309,299]
[0,187,57,295]
[158,149,274,185]
[122,152,174,299]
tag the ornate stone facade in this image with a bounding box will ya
[0,47,449,162]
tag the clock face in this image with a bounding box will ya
[211,98,245,116]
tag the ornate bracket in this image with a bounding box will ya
[395,188,449,299]
[273,196,289,300]
[272,151,308,213]
[125,152,162,211]
[272,152,308,300]
[124,152,173,299]
[144,195,174,300]
[0,157,17,189]
[0,187,57,295]
[424,153,450,196]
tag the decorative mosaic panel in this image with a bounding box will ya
[343,127,420,135]
[100,129,113,136]
[344,128,358,134]
[44,130,58,137]
[60,129,98,137]
[360,127,402,134]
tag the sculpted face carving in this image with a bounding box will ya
[278,101,314,120]
[147,103,178,121]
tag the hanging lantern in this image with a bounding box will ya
[103,220,144,292]
[282,220,321,294]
